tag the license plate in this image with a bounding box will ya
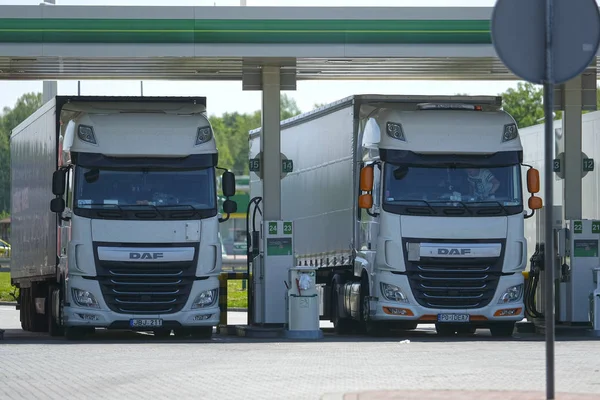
[130,318,163,328]
[437,313,469,323]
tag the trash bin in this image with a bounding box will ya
[285,266,323,339]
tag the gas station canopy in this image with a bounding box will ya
[1,4,597,81]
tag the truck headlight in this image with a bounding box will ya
[191,289,218,309]
[195,126,213,145]
[502,123,518,142]
[380,283,409,303]
[71,288,100,309]
[498,284,523,304]
[78,125,97,145]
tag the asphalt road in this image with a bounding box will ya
[1,306,600,400]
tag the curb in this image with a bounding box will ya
[228,308,248,312]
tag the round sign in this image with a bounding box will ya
[491,0,600,84]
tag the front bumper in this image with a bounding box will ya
[371,272,525,325]
[63,275,220,329]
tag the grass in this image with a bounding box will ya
[0,272,249,309]
[0,272,17,302]
[227,279,248,309]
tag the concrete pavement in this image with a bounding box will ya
[1,305,600,400]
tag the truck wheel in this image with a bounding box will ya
[332,290,353,335]
[189,326,213,340]
[435,324,456,336]
[360,279,384,336]
[20,288,30,331]
[490,322,515,338]
[47,286,64,337]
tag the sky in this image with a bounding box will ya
[0,0,530,116]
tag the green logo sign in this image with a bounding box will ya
[573,220,583,234]
[283,221,293,235]
[268,222,278,235]
[592,221,600,234]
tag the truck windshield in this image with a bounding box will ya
[73,166,216,213]
[383,163,523,216]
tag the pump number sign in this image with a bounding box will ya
[593,221,600,234]
[268,222,278,235]
[283,221,293,235]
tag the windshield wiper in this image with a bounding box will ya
[394,199,436,215]
[470,200,510,215]
[429,200,473,215]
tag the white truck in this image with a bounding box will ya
[249,95,542,337]
[11,95,237,340]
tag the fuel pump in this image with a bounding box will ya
[557,220,600,326]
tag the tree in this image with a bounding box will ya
[208,93,302,175]
[500,82,566,128]
[0,93,43,213]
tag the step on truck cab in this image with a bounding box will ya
[11,96,237,340]
[248,95,542,337]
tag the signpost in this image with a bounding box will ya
[491,1,600,398]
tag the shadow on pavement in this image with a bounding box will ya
[2,325,598,345]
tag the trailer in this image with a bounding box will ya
[248,95,542,337]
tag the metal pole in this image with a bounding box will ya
[140,81,144,96]
[77,81,81,96]
[544,0,555,399]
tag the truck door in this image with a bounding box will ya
[58,168,73,275]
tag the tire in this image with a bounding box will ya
[360,278,385,337]
[20,288,30,331]
[48,285,64,337]
[332,289,354,335]
[490,322,515,338]
[189,326,213,340]
[435,323,456,336]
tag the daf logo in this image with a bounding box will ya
[438,248,471,255]
[129,252,164,260]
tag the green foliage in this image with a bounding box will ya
[208,93,301,175]
[500,82,564,128]
[0,92,43,213]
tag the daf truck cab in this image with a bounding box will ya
[354,98,542,336]
[11,96,237,340]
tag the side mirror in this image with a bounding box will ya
[358,194,373,209]
[528,196,543,210]
[223,199,237,214]
[50,198,66,214]
[52,169,66,196]
[222,171,236,198]
[360,165,374,192]
[527,168,540,194]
